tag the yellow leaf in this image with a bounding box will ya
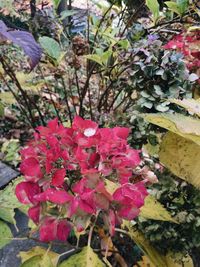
[143,113,200,145]
[0,64,4,75]
[105,179,119,194]
[134,255,156,267]
[140,195,177,223]
[0,92,16,104]
[143,140,160,157]
[159,132,200,188]
[19,246,59,266]
[59,246,105,267]
[122,221,168,267]
[169,99,200,117]
[20,254,53,267]
[123,222,194,267]
[165,253,193,267]
[16,72,34,85]
[15,72,45,91]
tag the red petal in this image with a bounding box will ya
[34,188,72,204]
[126,149,141,166]
[72,116,85,130]
[113,127,130,139]
[72,116,98,136]
[20,157,42,180]
[67,197,79,217]
[52,168,66,186]
[20,147,37,159]
[79,199,95,214]
[46,135,59,147]
[48,118,59,131]
[57,220,71,241]
[118,206,140,220]
[15,182,40,204]
[28,205,40,224]
[39,217,57,242]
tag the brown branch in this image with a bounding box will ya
[1,56,45,125]
[60,76,73,124]
[1,73,34,127]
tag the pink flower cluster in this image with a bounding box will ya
[15,116,148,242]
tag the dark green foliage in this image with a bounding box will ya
[137,172,200,255]
[130,38,192,113]
[0,14,29,31]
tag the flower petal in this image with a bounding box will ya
[15,182,40,205]
[28,205,40,224]
[20,157,42,180]
[34,188,72,204]
[52,168,66,187]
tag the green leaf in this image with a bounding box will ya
[85,54,103,66]
[177,0,189,15]
[165,1,181,16]
[159,132,200,188]
[142,101,153,109]
[143,113,200,145]
[39,37,61,60]
[146,0,160,24]
[0,177,28,224]
[165,0,188,16]
[1,139,20,165]
[53,0,62,9]
[0,208,15,224]
[59,246,105,267]
[101,51,112,66]
[0,221,12,249]
[140,195,177,222]
[91,0,111,13]
[169,98,200,117]
[60,10,78,20]
[117,39,130,49]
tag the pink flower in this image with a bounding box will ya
[16,116,150,241]
[72,116,98,137]
[39,217,71,242]
[113,127,130,140]
[52,168,66,186]
[34,188,72,204]
[113,182,148,220]
[37,118,66,137]
[28,205,40,224]
[15,182,40,205]
[69,179,96,215]
[20,157,42,181]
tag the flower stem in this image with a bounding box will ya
[87,225,94,247]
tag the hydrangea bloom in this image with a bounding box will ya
[15,116,149,242]
[164,30,200,83]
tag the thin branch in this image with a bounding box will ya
[60,76,73,123]
[38,66,62,122]
[1,56,45,125]
[1,74,34,127]
[92,4,114,52]
[79,62,97,116]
